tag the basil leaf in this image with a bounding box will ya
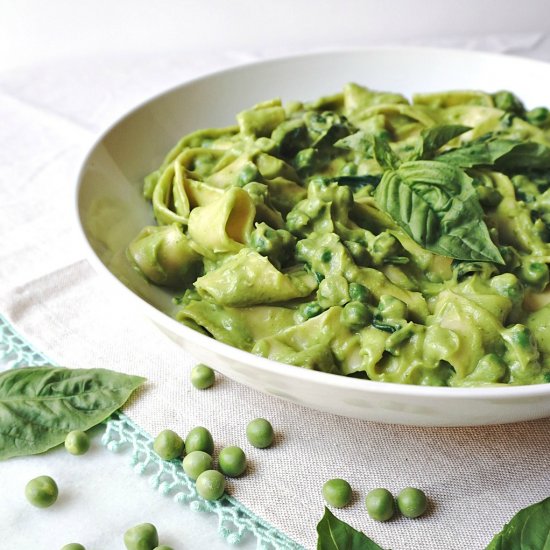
[330,175,382,191]
[317,507,385,550]
[486,497,550,549]
[496,142,550,171]
[416,124,471,160]
[374,161,504,263]
[436,138,518,168]
[334,130,370,152]
[0,366,146,460]
[372,135,400,171]
[436,137,550,171]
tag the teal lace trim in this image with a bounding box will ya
[0,314,302,550]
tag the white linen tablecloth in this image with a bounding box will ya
[2,22,550,549]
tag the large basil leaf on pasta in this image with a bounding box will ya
[485,497,550,549]
[0,366,146,460]
[374,161,504,263]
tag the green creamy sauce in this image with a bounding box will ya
[129,83,550,387]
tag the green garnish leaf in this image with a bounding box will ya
[374,161,504,263]
[0,366,146,460]
[334,130,370,152]
[317,507,385,550]
[372,135,400,171]
[436,138,518,168]
[415,124,471,160]
[496,142,550,171]
[485,497,550,549]
[436,137,550,171]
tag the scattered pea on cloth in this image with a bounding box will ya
[218,446,247,477]
[397,487,428,519]
[182,450,213,480]
[64,430,90,456]
[190,364,215,389]
[123,523,159,550]
[185,426,214,455]
[196,470,226,501]
[25,475,58,508]
[246,418,274,449]
[153,429,185,460]
[322,479,352,508]
[365,488,395,522]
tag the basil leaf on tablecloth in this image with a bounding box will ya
[0,366,146,460]
[316,507,385,550]
[374,160,504,263]
[485,497,550,549]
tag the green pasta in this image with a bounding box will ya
[128,83,550,387]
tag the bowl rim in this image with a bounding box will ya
[75,45,550,402]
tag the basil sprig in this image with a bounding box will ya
[0,366,146,460]
[374,161,504,263]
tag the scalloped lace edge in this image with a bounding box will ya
[0,314,302,550]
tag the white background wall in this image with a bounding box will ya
[2,0,550,70]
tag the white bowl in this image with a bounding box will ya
[76,47,550,427]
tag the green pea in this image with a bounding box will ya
[196,470,225,501]
[237,162,259,186]
[349,282,370,303]
[153,429,185,460]
[297,302,323,323]
[249,223,296,267]
[182,450,213,480]
[365,488,394,522]
[185,426,214,455]
[61,544,85,550]
[218,446,247,477]
[246,418,274,449]
[64,430,90,456]
[153,546,174,550]
[378,295,407,320]
[518,260,549,292]
[190,364,215,390]
[490,273,524,306]
[342,301,371,329]
[492,90,525,115]
[25,475,58,508]
[123,523,159,550]
[396,487,427,518]
[320,249,332,263]
[322,479,352,508]
[526,106,550,126]
[317,275,349,308]
[511,326,532,348]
